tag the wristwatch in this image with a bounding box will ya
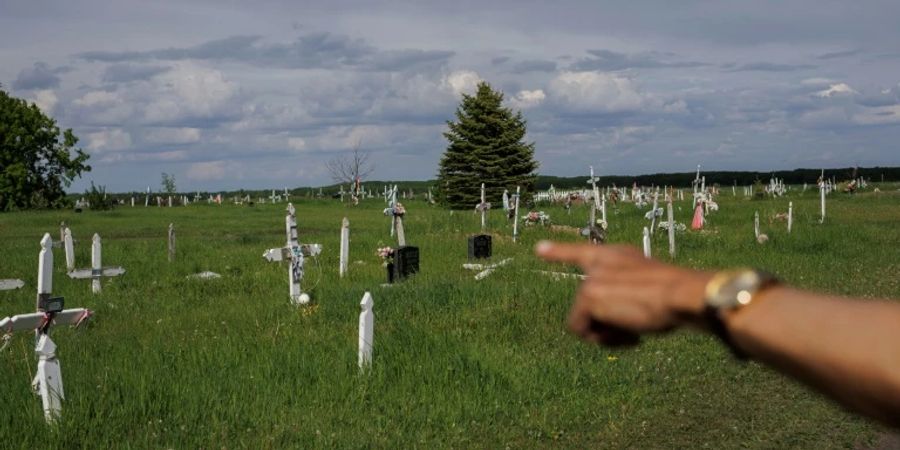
[704,269,780,359]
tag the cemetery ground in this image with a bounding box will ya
[1,186,898,448]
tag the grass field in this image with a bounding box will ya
[1,185,898,448]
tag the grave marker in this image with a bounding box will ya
[67,234,126,293]
[63,227,75,272]
[667,197,676,258]
[512,186,521,242]
[358,292,374,369]
[0,279,25,290]
[467,234,492,260]
[262,203,322,305]
[340,218,350,278]
[392,246,419,281]
[788,202,793,233]
[168,223,176,262]
[642,227,651,259]
[0,234,93,423]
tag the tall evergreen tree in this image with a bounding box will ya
[436,82,538,209]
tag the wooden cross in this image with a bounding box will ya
[67,234,126,293]
[262,203,321,305]
[0,233,93,423]
[475,183,490,231]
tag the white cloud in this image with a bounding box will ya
[86,129,132,152]
[144,64,237,122]
[186,161,229,181]
[801,77,834,86]
[814,83,857,98]
[548,71,651,113]
[31,90,58,114]
[509,89,546,109]
[443,70,481,96]
[144,127,201,144]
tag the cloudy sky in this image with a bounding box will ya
[2,0,899,192]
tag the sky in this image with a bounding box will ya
[2,0,899,192]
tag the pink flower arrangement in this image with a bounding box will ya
[376,246,395,266]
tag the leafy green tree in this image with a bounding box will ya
[161,172,177,194]
[0,87,90,210]
[436,81,538,209]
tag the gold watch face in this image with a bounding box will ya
[706,270,765,309]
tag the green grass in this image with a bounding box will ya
[1,185,898,448]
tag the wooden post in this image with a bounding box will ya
[650,191,659,231]
[754,212,760,240]
[63,228,75,272]
[667,198,675,259]
[37,234,53,310]
[358,292,374,370]
[819,182,826,223]
[642,227,651,259]
[395,216,406,247]
[788,202,793,233]
[91,234,101,294]
[340,218,349,278]
[512,186,520,242]
[285,206,302,303]
[480,183,486,231]
[168,223,176,262]
[59,222,66,246]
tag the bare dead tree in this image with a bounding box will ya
[326,141,375,195]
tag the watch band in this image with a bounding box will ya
[704,305,749,360]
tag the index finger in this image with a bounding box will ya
[535,240,600,268]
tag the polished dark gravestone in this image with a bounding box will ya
[390,246,419,282]
[467,234,492,259]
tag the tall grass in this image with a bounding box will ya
[0,185,897,448]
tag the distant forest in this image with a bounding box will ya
[98,166,899,198]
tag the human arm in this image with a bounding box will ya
[535,241,900,428]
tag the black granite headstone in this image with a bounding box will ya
[467,234,492,259]
[392,246,419,281]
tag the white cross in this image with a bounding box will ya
[0,234,93,423]
[67,233,125,293]
[358,292,374,370]
[262,203,321,305]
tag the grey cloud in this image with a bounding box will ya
[510,59,557,73]
[78,32,453,71]
[570,49,707,71]
[12,62,71,90]
[816,49,861,60]
[491,56,510,65]
[725,62,817,72]
[101,64,171,83]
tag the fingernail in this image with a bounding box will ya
[535,240,552,254]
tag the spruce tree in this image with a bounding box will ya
[436,82,538,209]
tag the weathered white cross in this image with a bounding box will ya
[512,186,521,243]
[262,203,322,305]
[475,183,491,231]
[67,233,125,293]
[0,234,93,423]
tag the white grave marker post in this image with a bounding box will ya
[642,227,651,259]
[667,197,676,259]
[91,234,102,294]
[168,223,176,262]
[63,227,75,272]
[754,211,760,240]
[479,183,487,231]
[358,292,374,370]
[587,166,599,225]
[649,191,660,231]
[339,218,350,278]
[819,181,826,223]
[395,214,406,247]
[512,186,521,243]
[787,202,793,233]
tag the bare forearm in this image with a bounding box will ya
[725,287,900,427]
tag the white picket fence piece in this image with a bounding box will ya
[533,270,588,281]
[358,292,374,370]
[340,218,350,278]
